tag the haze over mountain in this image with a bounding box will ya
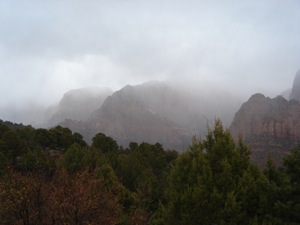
[1,68,298,151]
[280,88,292,100]
[58,80,242,150]
[47,68,300,155]
[47,86,112,127]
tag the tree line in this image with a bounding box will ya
[0,120,299,224]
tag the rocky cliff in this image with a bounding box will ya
[230,93,300,166]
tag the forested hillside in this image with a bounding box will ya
[0,119,299,224]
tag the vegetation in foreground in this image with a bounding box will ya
[0,119,299,224]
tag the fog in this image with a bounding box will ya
[0,0,300,124]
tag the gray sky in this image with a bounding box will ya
[0,0,300,108]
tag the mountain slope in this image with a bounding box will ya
[86,82,197,150]
[47,86,112,127]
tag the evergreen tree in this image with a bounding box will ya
[17,147,48,172]
[61,143,86,173]
[157,120,273,225]
[276,146,300,223]
[92,133,119,153]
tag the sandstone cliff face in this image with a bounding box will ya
[230,93,300,166]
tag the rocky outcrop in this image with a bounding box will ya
[230,93,300,166]
[289,69,300,102]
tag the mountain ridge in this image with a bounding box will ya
[58,80,242,150]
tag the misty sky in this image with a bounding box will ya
[1,0,300,109]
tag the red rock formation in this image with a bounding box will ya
[230,93,300,166]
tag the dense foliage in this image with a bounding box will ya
[0,119,299,224]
